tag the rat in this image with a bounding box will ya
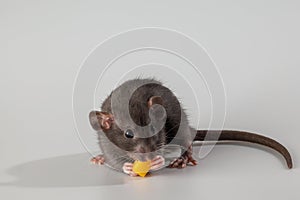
[89,78,293,176]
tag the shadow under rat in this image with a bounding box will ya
[1,153,128,187]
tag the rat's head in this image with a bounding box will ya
[89,95,167,161]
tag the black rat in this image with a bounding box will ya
[89,78,293,176]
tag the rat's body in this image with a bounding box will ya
[89,78,293,176]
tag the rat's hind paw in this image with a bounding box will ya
[168,146,197,168]
[90,155,105,165]
[168,155,197,168]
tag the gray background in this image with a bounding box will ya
[0,0,299,199]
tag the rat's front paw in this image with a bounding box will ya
[150,155,165,171]
[122,162,138,177]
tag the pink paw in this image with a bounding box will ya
[90,155,105,165]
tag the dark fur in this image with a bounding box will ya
[90,78,293,171]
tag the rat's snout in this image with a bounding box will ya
[133,144,157,161]
[137,146,146,153]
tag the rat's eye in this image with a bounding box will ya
[124,129,134,139]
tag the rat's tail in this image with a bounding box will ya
[195,130,293,169]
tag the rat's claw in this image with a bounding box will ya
[90,155,105,165]
[150,155,165,171]
[168,146,197,168]
[122,162,138,176]
[169,156,187,168]
[122,162,133,174]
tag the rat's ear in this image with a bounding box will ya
[89,111,114,130]
[148,96,163,107]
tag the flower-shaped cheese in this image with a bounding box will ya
[132,160,151,177]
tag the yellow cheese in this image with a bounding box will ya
[132,160,151,177]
